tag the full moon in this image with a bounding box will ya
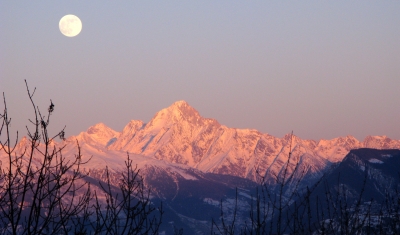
[59,15,82,37]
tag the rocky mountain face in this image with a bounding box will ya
[68,100,400,185]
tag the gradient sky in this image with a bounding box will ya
[1,1,399,141]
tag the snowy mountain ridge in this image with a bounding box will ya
[62,101,400,182]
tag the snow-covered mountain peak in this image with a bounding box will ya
[146,101,204,130]
[87,123,114,134]
[86,123,119,139]
[13,136,30,153]
[363,135,400,149]
[282,133,306,146]
[314,135,363,163]
[73,123,120,148]
[363,135,387,142]
[107,120,145,150]
[335,135,360,146]
[171,100,190,107]
[121,120,145,133]
[317,135,360,147]
[164,100,200,119]
[18,136,29,145]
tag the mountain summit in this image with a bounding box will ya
[71,123,120,148]
[108,101,222,166]
[147,100,204,128]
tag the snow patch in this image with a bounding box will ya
[381,154,393,158]
[204,198,219,206]
[238,191,252,199]
[174,168,198,180]
[369,158,384,164]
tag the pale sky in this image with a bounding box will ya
[1,1,399,141]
